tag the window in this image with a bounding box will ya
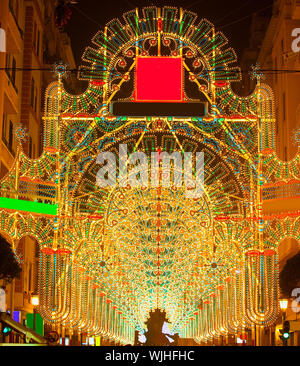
[5,53,18,92]
[5,53,10,76]
[8,120,13,153]
[9,0,18,22]
[34,87,37,112]
[9,0,14,13]
[11,56,16,86]
[15,0,19,21]
[37,29,40,57]
[2,115,7,144]
[281,39,285,64]
[30,77,35,107]
[33,22,37,50]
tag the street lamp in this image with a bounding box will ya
[279,299,289,346]
[279,299,288,313]
[31,294,39,307]
[280,299,288,322]
[30,293,39,331]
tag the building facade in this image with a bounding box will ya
[241,0,300,345]
[0,0,76,341]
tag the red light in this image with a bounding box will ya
[136,57,183,102]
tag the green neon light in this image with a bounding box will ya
[3,326,11,334]
[0,197,57,215]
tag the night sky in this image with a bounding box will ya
[64,0,274,66]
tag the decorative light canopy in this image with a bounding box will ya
[0,6,299,344]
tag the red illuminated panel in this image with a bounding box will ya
[136,57,183,102]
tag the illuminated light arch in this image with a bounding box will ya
[264,217,300,247]
[0,6,299,344]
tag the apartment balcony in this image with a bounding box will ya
[0,139,15,170]
[2,69,19,115]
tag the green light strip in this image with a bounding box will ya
[0,197,57,216]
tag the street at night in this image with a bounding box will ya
[0,0,300,358]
